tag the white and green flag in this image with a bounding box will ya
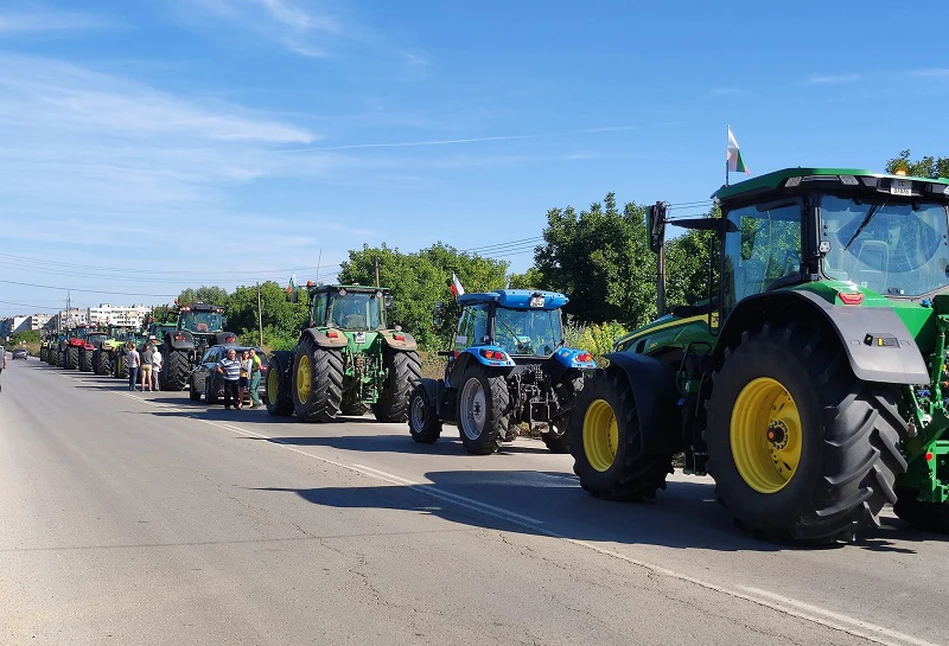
[727,126,749,175]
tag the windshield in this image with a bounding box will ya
[821,195,949,296]
[180,311,223,333]
[494,308,562,356]
[328,292,384,330]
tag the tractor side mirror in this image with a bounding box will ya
[648,202,667,253]
[384,294,394,308]
[433,301,444,327]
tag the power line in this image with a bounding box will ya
[0,278,177,298]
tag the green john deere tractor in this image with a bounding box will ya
[267,284,421,422]
[570,167,949,543]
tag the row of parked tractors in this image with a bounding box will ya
[38,166,949,546]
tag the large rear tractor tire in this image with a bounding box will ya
[94,350,110,376]
[705,322,907,544]
[113,352,128,379]
[40,346,47,362]
[569,369,674,500]
[408,384,443,443]
[64,346,79,370]
[543,372,584,454]
[373,349,422,422]
[457,367,511,455]
[893,488,949,534]
[292,337,343,423]
[162,347,191,391]
[266,350,294,416]
[55,348,64,367]
[79,349,93,373]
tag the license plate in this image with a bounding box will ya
[529,296,545,308]
[355,332,366,343]
[890,179,913,196]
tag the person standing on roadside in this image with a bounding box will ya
[140,341,154,392]
[239,350,252,407]
[248,348,262,409]
[126,341,140,391]
[216,347,242,410]
[151,342,163,391]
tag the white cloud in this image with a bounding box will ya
[0,5,108,35]
[802,74,862,85]
[912,68,949,79]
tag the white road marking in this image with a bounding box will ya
[117,389,934,646]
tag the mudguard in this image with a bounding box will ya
[717,291,928,385]
[446,351,513,390]
[378,329,418,352]
[461,345,516,368]
[211,331,240,346]
[165,329,195,351]
[601,352,682,455]
[301,327,349,350]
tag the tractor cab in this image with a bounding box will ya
[177,304,225,334]
[309,285,389,332]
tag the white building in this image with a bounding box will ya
[0,315,30,338]
[87,304,151,327]
[30,314,53,331]
[59,308,89,327]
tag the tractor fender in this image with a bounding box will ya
[716,290,928,385]
[416,377,442,410]
[211,331,240,346]
[601,352,682,455]
[165,330,195,351]
[447,350,514,389]
[301,327,349,350]
[378,329,418,352]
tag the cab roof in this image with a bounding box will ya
[308,284,390,294]
[458,289,569,310]
[712,167,949,201]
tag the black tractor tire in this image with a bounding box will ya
[64,346,79,370]
[342,401,370,416]
[79,349,93,373]
[543,372,584,454]
[162,347,191,391]
[456,367,511,455]
[705,322,907,544]
[188,377,202,401]
[55,348,64,367]
[542,423,571,454]
[39,346,47,362]
[293,336,343,423]
[94,350,110,376]
[569,369,674,500]
[113,352,129,379]
[893,488,949,534]
[373,349,422,422]
[266,350,294,416]
[408,384,443,443]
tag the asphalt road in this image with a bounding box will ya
[1,358,947,646]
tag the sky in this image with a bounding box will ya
[1,0,948,316]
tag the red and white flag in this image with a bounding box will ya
[450,272,465,298]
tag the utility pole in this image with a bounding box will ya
[374,256,380,288]
[256,282,264,348]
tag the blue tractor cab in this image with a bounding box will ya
[408,289,596,455]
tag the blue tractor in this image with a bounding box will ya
[407,289,597,455]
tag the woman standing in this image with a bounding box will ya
[151,345,163,391]
[239,350,253,408]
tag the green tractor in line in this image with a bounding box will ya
[570,167,949,543]
[160,303,237,391]
[39,334,55,363]
[267,284,421,422]
[91,326,136,376]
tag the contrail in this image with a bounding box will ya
[280,125,642,152]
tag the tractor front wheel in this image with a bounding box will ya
[373,349,422,422]
[457,368,510,455]
[569,369,673,500]
[79,349,93,373]
[408,384,442,443]
[64,346,79,370]
[292,337,343,423]
[113,352,128,379]
[95,350,111,375]
[266,351,294,416]
[705,322,906,544]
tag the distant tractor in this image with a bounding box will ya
[267,284,421,422]
[78,330,108,373]
[92,326,135,376]
[160,303,238,391]
[570,167,949,544]
[408,290,596,455]
[59,326,98,371]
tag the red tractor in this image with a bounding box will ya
[60,325,103,371]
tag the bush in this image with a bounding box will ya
[564,318,627,360]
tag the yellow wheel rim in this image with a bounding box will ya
[730,377,803,494]
[296,353,311,403]
[583,399,619,472]
[268,366,278,402]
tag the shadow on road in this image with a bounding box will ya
[242,434,553,456]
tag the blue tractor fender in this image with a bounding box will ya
[550,346,597,370]
[447,347,515,390]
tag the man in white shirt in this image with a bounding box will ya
[126,342,140,391]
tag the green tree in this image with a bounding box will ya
[338,243,508,350]
[177,286,230,307]
[507,266,545,289]
[885,150,949,179]
[225,281,309,351]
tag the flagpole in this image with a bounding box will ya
[725,124,730,187]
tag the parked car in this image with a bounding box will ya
[189,345,269,404]
[12,347,28,360]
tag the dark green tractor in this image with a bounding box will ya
[570,167,949,543]
[160,304,237,391]
[267,284,421,422]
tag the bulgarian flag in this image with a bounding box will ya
[286,273,296,294]
[450,272,465,298]
[727,126,750,175]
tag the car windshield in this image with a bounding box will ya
[821,195,949,296]
[328,292,384,330]
[180,311,223,333]
[493,307,562,356]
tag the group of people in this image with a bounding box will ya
[215,347,262,410]
[125,337,163,392]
